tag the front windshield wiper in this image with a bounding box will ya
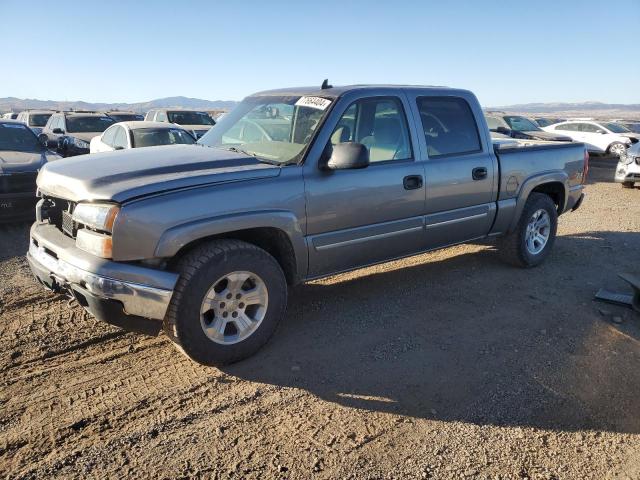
[222,146,283,166]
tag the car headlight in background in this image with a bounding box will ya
[71,137,89,149]
[72,203,120,258]
[618,151,633,165]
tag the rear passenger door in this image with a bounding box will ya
[407,94,497,249]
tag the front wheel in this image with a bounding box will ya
[498,193,558,268]
[622,181,635,189]
[163,239,287,366]
[608,142,627,158]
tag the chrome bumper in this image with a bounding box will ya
[27,240,173,320]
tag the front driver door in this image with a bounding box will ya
[304,92,427,278]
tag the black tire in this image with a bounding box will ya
[622,181,635,189]
[497,193,558,268]
[163,239,287,366]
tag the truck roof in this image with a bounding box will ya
[250,84,461,99]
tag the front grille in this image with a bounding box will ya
[41,196,77,238]
[0,172,37,194]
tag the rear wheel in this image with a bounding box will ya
[622,181,635,189]
[608,142,627,157]
[498,193,558,268]
[163,239,287,366]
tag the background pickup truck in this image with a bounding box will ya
[27,84,588,365]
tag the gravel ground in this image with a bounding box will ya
[0,160,639,479]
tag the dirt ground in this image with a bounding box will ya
[1,160,639,479]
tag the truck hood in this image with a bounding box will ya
[37,144,281,203]
[0,150,61,174]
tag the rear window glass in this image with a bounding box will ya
[417,97,481,158]
[29,113,52,127]
[66,116,115,133]
[132,128,196,147]
[167,111,215,126]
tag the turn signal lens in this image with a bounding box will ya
[76,229,113,258]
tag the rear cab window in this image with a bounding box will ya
[416,97,482,158]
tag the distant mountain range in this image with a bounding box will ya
[0,96,237,113]
[490,101,640,113]
[2,97,639,120]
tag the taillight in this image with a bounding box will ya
[583,148,589,183]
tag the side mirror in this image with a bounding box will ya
[322,142,370,170]
[114,146,125,150]
[52,128,64,134]
[596,129,606,134]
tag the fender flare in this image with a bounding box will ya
[507,171,568,233]
[154,209,307,279]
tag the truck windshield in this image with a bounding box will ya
[67,116,115,133]
[504,116,541,132]
[167,111,215,126]
[198,95,332,164]
[0,123,40,152]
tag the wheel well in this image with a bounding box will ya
[531,182,565,212]
[172,227,298,285]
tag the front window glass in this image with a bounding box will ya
[603,122,629,134]
[503,116,541,132]
[66,116,115,133]
[167,111,215,125]
[199,95,332,164]
[0,123,40,151]
[132,128,196,147]
[331,97,412,162]
[29,113,52,127]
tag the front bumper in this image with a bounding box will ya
[27,223,178,334]
[614,160,640,183]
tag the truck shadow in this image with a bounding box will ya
[223,231,640,434]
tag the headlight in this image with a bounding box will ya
[619,151,633,165]
[71,137,89,149]
[72,203,119,232]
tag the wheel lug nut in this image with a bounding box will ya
[232,311,238,318]
[226,293,232,300]
[220,302,225,308]
[223,312,228,318]
[239,302,245,308]
[236,293,242,299]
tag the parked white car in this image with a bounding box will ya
[89,121,196,153]
[615,143,640,188]
[543,121,634,156]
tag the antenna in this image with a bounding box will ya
[321,79,332,90]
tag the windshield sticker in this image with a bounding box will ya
[295,96,332,111]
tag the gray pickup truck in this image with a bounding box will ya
[27,84,588,365]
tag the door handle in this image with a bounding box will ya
[472,167,488,180]
[403,175,423,190]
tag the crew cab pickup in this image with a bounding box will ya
[27,84,588,365]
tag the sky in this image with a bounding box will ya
[1,0,639,107]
